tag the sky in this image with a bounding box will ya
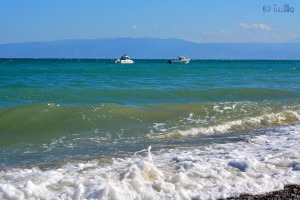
[0,0,300,44]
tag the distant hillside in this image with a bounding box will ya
[0,38,299,59]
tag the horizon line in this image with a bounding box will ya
[1,58,300,61]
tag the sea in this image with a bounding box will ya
[0,59,300,199]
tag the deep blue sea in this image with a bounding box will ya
[0,59,300,199]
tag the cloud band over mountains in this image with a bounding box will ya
[239,23,272,31]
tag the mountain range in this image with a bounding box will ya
[0,38,299,59]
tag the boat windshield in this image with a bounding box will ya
[121,55,130,60]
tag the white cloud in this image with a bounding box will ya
[201,29,233,37]
[239,23,252,30]
[252,24,271,31]
[198,29,238,43]
[239,23,271,31]
[198,25,298,43]
[287,34,300,42]
[131,25,138,30]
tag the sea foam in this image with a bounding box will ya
[1,124,300,199]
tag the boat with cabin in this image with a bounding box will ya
[168,56,191,64]
[115,54,134,64]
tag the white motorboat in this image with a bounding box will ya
[115,54,134,64]
[168,56,191,64]
[174,56,191,64]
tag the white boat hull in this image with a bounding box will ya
[115,59,134,64]
[174,59,190,64]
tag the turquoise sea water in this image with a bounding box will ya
[0,59,300,199]
[1,59,300,166]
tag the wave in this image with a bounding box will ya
[1,100,300,147]
[146,101,300,139]
[148,109,300,139]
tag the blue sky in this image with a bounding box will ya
[0,0,299,44]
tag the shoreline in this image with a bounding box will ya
[224,185,300,200]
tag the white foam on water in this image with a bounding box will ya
[147,109,300,139]
[1,124,300,199]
